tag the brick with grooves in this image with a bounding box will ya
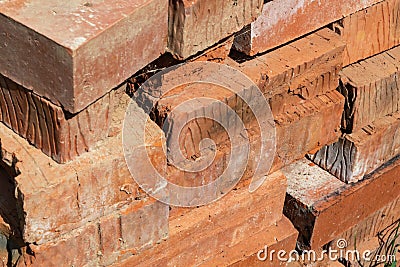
[233,0,382,56]
[0,0,168,113]
[332,0,400,66]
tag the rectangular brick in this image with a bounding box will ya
[204,216,298,267]
[168,0,263,59]
[152,88,343,192]
[235,28,345,100]
[233,0,382,55]
[309,112,400,183]
[113,171,287,266]
[273,90,344,172]
[283,157,400,249]
[332,0,400,66]
[0,96,167,245]
[339,46,400,133]
[330,197,400,253]
[15,199,168,267]
[0,0,167,113]
[0,75,113,163]
[135,29,344,189]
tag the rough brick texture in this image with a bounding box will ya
[330,197,400,253]
[283,157,400,249]
[209,217,298,267]
[332,0,400,66]
[146,85,343,189]
[309,112,400,183]
[235,28,345,100]
[339,46,400,133]
[273,91,344,172]
[0,75,113,163]
[14,198,168,267]
[135,29,344,189]
[233,0,383,55]
[0,94,167,246]
[0,0,168,113]
[168,0,263,59]
[114,171,287,266]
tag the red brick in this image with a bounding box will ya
[332,0,400,66]
[329,199,400,267]
[309,112,400,183]
[113,171,287,266]
[191,36,234,63]
[205,216,298,267]
[137,30,344,188]
[235,28,345,100]
[0,75,114,163]
[272,90,344,172]
[15,199,168,267]
[168,0,263,59]
[0,96,166,245]
[330,197,400,252]
[153,88,343,191]
[283,157,400,250]
[233,0,382,55]
[339,46,400,133]
[0,0,167,113]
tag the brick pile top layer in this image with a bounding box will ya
[0,0,167,113]
[1,0,150,49]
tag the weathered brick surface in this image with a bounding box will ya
[283,157,400,250]
[235,28,345,100]
[134,29,344,188]
[151,85,343,190]
[332,0,400,66]
[14,199,168,267]
[339,46,400,133]
[191,36,234,63]
[207,216,298,267]
[0,0,168,113]
[328,198,400,267]
[168,0,263,59]
[0,94,167,245]
[233,0,383,56]
[114,171,287,266]
[0,75,113,163]
[309,112,400,183]
[273,91,344,172]
[330,197,400,253]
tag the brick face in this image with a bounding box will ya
[233,0,383,55]
[168,0,263,59]
[0,75,113,163]
[339,46,400,133]
[0,0,168,113]
[330,197,400,252]
[283,157,400,249]
[114,171,287,266]
[332,0,400,66]
[309,112,400,183]
[0,98,166,245]
[236,28,345,100]
[15,199,168,267]
[207,216,298,267]
[273,91,344,172]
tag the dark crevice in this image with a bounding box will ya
[0,164,28,267]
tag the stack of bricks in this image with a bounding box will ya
[0,0,399,267]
